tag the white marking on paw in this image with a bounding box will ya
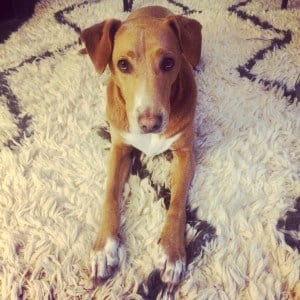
[158,248,186,292]
[90,238,125,282]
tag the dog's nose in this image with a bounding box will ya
[138,113,163,133]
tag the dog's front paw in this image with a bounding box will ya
[91,238,125,285]
[158,242,186,294]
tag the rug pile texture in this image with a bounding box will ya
[0,0,299,299]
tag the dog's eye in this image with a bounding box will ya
[160,57,175,71]
[117,59,131,73]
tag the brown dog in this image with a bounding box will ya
[80,5,202,291]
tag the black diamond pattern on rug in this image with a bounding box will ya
[0,0,299,298]
[228,0,298,104]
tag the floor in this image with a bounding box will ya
[0,0,37,43]
[0,0,293,44]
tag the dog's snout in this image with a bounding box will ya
[138,112,163,134]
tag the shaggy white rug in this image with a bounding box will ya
[0,0,299,299]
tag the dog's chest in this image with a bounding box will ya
[122,132,180,156]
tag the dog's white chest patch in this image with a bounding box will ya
[122,132,181,156]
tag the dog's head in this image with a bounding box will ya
[80,9,202,134]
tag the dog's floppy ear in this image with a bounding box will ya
[80,19,122,74]
[166,15,202,68]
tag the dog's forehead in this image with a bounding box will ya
[114,19,179,54]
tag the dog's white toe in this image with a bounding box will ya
[91,238,124,283]
[158,250,186,293]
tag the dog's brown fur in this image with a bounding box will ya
[81,5,202,290]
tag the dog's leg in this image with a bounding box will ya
[91,143,132,284]
[158,147,195,291]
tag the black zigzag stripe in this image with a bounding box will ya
[55,0,90,34]
[131,149,172,206]
[166,0,202,15]
[229,0,300,252]
[123,0,134,12]
[122,0,202,15]
[1,0,83,150]
[277,197,300,252]
[0,71,32,149]
[228,0,297,104]
[0,43,77,150]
